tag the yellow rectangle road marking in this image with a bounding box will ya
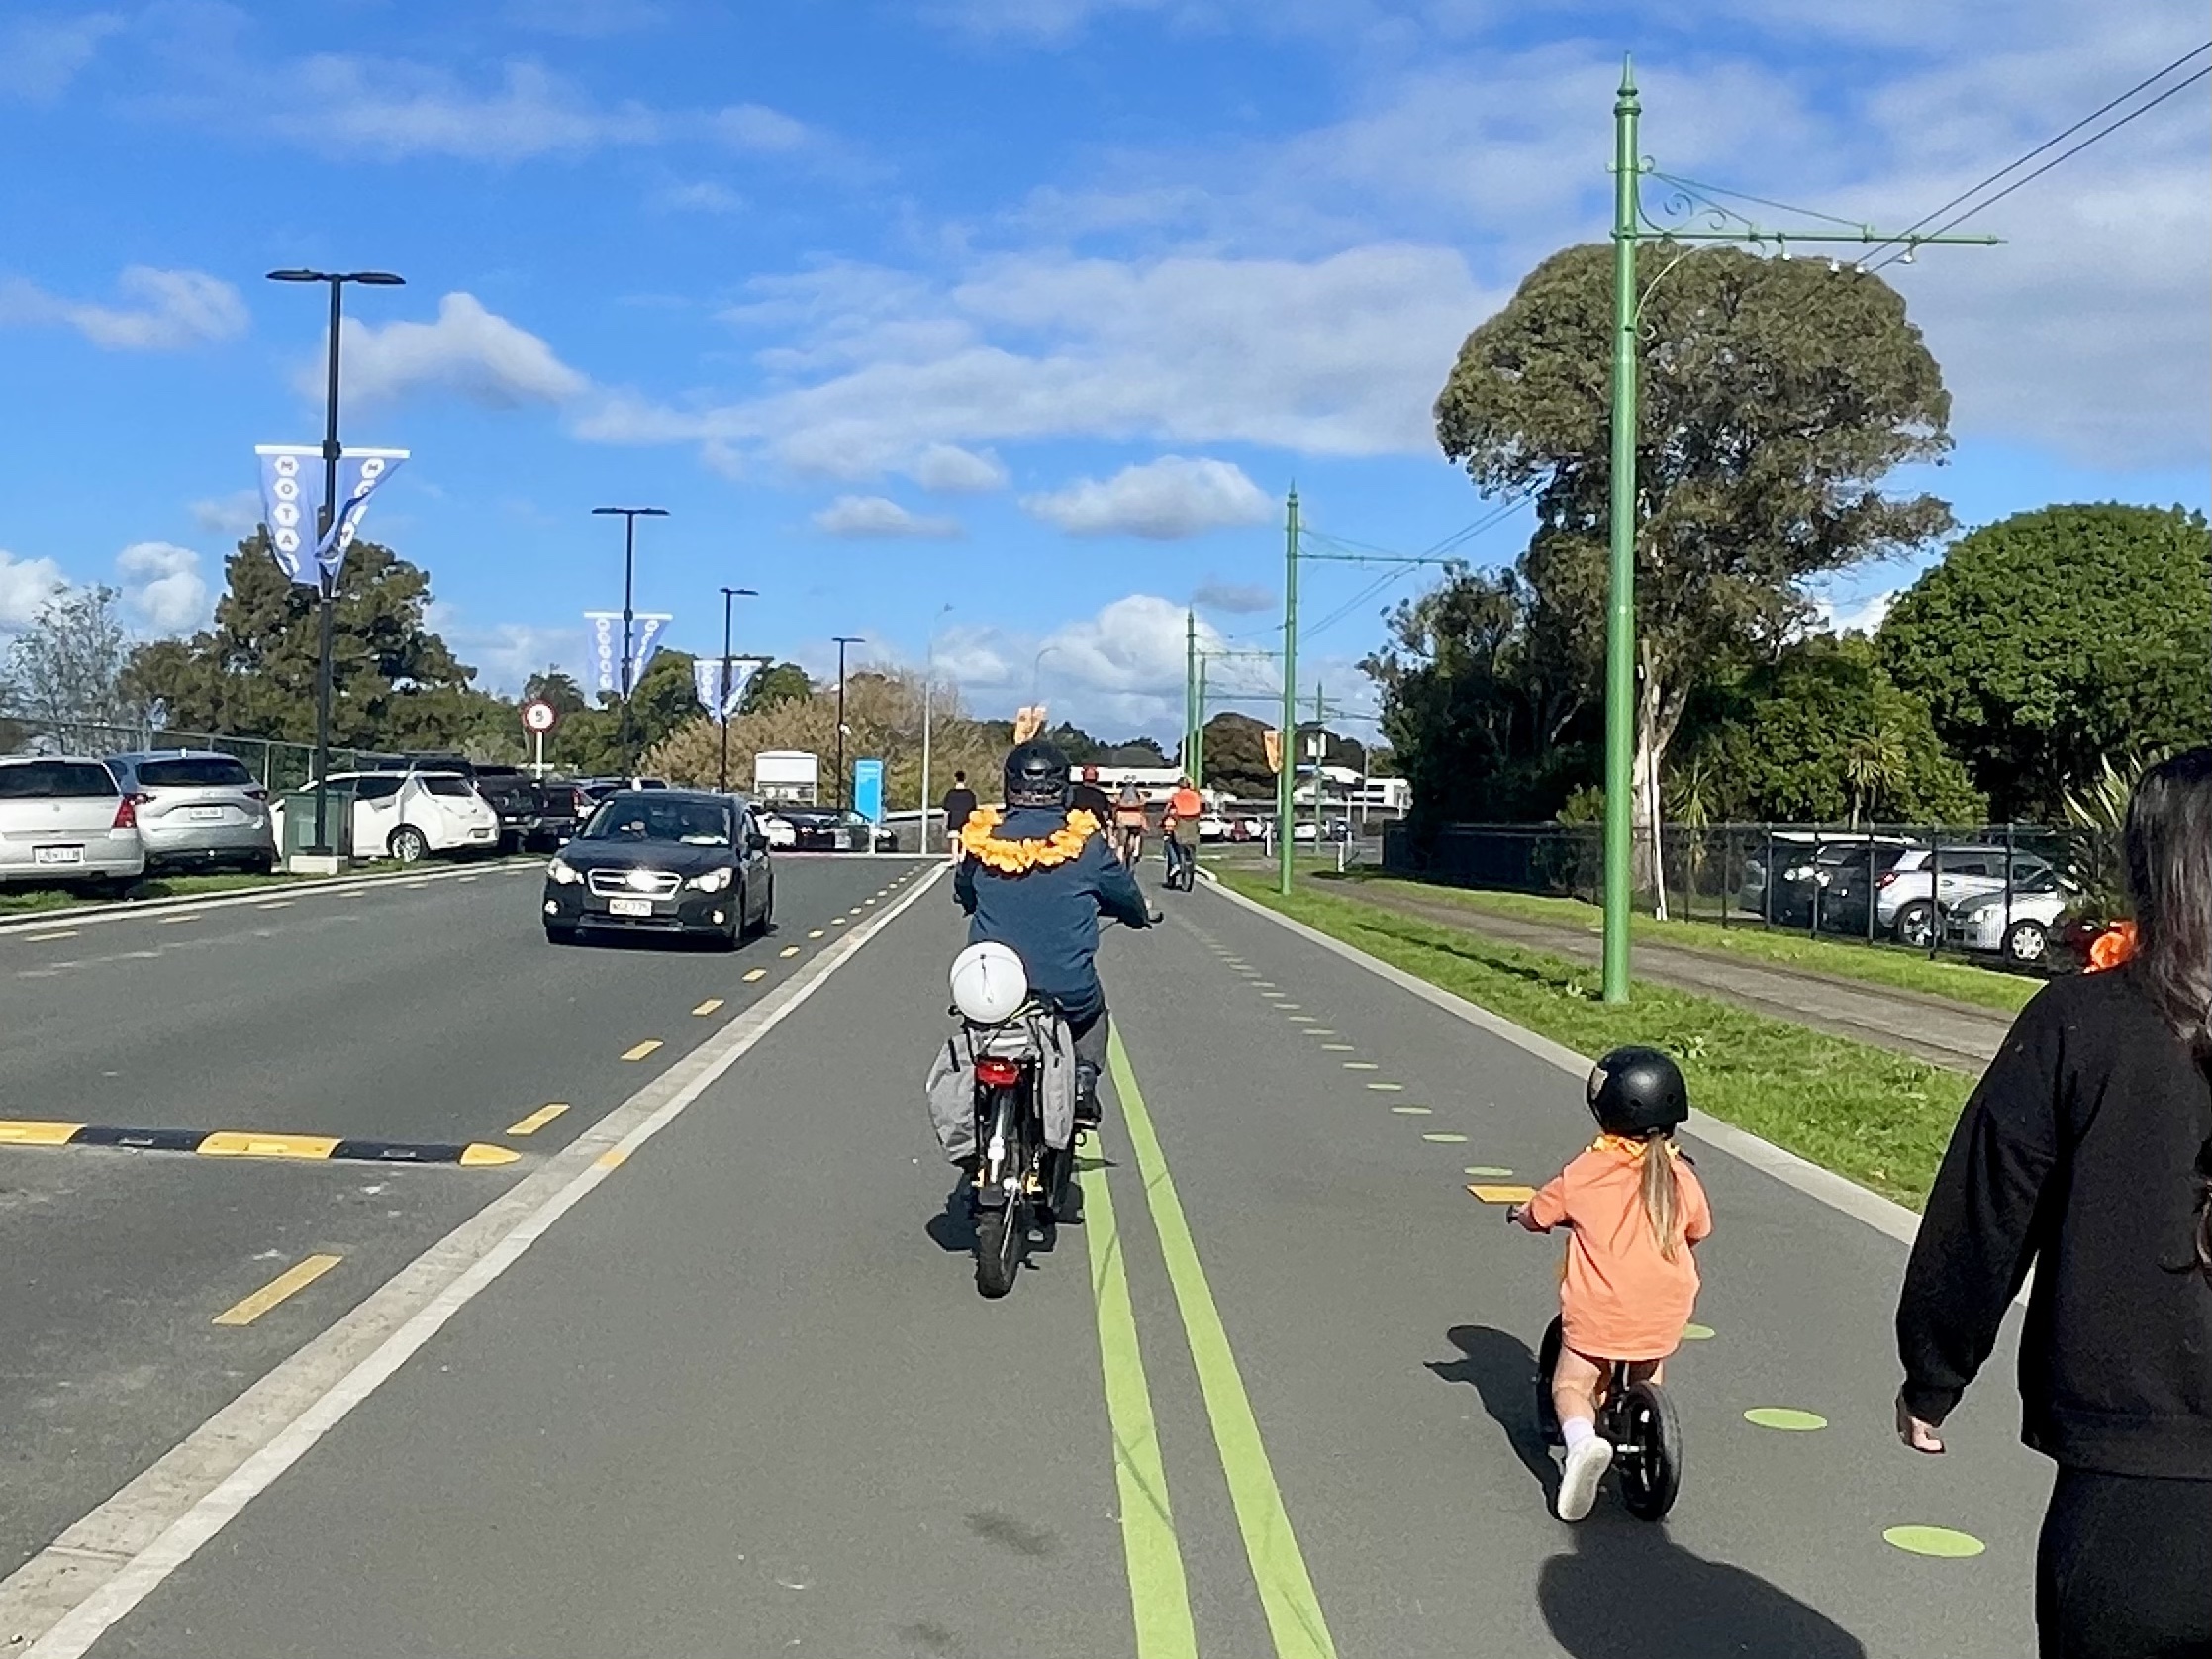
[506,1103,570,1136]
[213,1254,342,1327]
[0,1120,85,1146]
[779,946,799,958]
[743,967,767,982]
[1468,1184,1536,1205]
[1107,1029,1338,1658]
[1080,1148,1200,1658]
[595,1146,630,1170]
[197,1131,340,1160]
[692,998,724,1016]
[808,929,824,938]
[620,1039,663,1061]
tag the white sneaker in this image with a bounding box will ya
[1556,1435,1614,1522]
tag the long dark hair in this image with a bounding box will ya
[2125,746,2212,1283]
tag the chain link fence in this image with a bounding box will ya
[1382,820,2121,971]
[0,708,401,796]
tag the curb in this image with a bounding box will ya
[0,1121,519,1167]
[1203,875,1928,1249]
[0,857,535,937]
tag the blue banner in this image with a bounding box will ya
[583,611,674,694]
[255,444,409,585]
[318,448,407,581]
[852,758,885,826]
[694,656,766,717]
[631,613,670,686]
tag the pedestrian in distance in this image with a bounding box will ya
[1510,1046,1712,1521]
[939,771,978,863]
[1895,745,2212,1659]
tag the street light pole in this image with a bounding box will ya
[717,584,756,794]
[592,506,668,777]
[264,267,405,858]
[832,635,863,809]
[1276,488,1299,897]
[1184,610,1197,775]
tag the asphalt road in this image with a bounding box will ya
[3,856,2051,1656]
[0,853,929,1591]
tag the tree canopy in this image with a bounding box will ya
[1430,242,1955,846]
[737,660,814,715]
[1877,503,2212,819]
[1199,711,1276,799]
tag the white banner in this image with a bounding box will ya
[254,444,409,585]
[695,655,768,717]
[583,611,674,694]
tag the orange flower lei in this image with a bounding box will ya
[1589,1133,1680,1161]
[958,806,1101,873]
[2087,921,2138,973]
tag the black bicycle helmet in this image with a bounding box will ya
[1587,1045,1689,1137]
[1003,740,1072,809]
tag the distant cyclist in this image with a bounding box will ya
[1112,781,1147,870]
[1070,763,1114,828]
[1161,775,1203,889]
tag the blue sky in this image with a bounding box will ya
[2,0,2205,743]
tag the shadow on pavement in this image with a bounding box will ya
[1430,1324,1558,1494]
[1539,1521,1868,1659]
[1434,1326,1868,1658]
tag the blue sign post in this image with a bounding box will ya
[852,759,885,847]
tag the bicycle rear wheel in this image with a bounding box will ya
[974,1089,1027,1299]
[1535,1317,1564,1445]
[1615,1380,1683,1520]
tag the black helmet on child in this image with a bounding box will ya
[1587,1045,1688,1137]
[1004,740,1072,809]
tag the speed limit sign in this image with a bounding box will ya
[521,699,559,734]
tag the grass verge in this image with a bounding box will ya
[1220,869,1971,1209]
[1316,871,2038,1015]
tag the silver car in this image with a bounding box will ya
[0,755,147,893]
[105,750,276,874]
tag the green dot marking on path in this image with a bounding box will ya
[1883,1525,1985,1559]
[1422,1133,1470,1144]
[1392,1106,1433,1116]
[1681,1323,1715,1341]
[1744,1408,1828,1432]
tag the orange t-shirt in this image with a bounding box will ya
[1167,787,1202,822]
[1526,1140,1711,1362]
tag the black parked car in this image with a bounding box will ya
[777,807,897,852]
[541,790,773,949]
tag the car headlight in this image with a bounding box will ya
[546,856,582,885]
[686,866,734,893]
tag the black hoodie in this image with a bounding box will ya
[1897,966,2212,1478]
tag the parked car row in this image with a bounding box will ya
[1736,835,2072,964]
[2,749,279,894]
[753,806,898,853]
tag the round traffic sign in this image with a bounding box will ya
[521,698,559,733]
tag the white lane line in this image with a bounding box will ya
[4,860,950,1658]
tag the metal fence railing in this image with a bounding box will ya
[1381,820,2121,972]
[0,709,401,796]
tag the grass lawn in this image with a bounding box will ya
[1314,871,2039,1016]
[1220,870,1972,1209]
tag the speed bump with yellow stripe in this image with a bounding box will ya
[0,1120,519,1166]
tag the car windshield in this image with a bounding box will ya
[137,756,255,788]
[581,798,730,846]
[0,760,117,798]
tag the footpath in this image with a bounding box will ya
[1303,877,2013,1074]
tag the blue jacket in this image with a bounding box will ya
[954,806,1150,1020]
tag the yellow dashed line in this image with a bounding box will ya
[1288,1015,1316,1024]
[213,1254,342,1327]
[832,916,848,926]
[1321,1042,1355,1051]
[0,1120,84,1146]
[256,900,293,911]
[23,929,78,943]
[620,1039,663,1062]
[693,998,724,1016]
[1342,1061,1379,1071]
[743,967,767,982]
[779,945,799,957]
[1365,1082,1403,1092]
[507,1103,570,1136]
[157,915,198,925]
[808,929,824,939]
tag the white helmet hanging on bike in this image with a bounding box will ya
[950,941,1027,1025]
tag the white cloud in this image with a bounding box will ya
[0,549,69,631]
[264,58,661,162]
[906,444,1009,493]
[191,490,263,536]
[0,13,122,104]
[444,621,585,695]
[1814,586,1898,636]
[654,180,744,214]
[0,266,247,351]
[576,244,1495,478]
[115,542,211,634]
[812,495,963,539]
[1023,455,1272,539]
[714,103,814,153]
[337,293,589,409]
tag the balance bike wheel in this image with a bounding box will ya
[1617,1379,1683,1520]
[1535,1317,1565,1446]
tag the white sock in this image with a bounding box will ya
[1561,1416,1595,1451]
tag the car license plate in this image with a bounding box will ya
[608,897,654,917]
[33,845,84,865]
[188,805,225,821]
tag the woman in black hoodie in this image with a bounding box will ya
[1895,746,2212,1659]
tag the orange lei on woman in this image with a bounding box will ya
[2087,921,2138,973]
[1590,1133,1681,1162]
[958,806,1101,873]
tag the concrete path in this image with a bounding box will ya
[6,869,2045,1656]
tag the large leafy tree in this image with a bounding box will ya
[124,534,501,752]
[1679,635,1984,825]
[737,659,813,715]
[1877,503,2212,820]
[1198,711,1276,799]
[2,585,135,735]
[1433,243,1954,848]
